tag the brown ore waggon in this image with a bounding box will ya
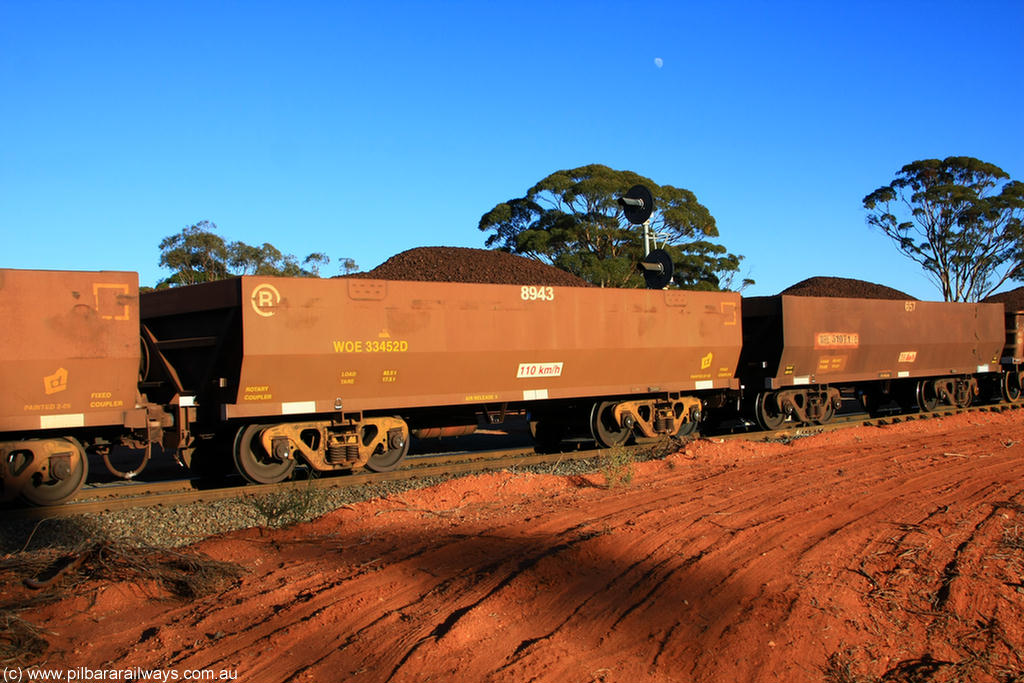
[738,295,1013,429]
[139,276,743,484]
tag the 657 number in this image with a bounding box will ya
[521,286,555,301]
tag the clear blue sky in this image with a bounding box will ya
[2,1,1022,299]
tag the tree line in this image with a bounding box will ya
[152,220,357,290]
[863,157,1024,301]
[155,159,1023,302]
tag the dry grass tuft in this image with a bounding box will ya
[0,542,246,665]
[821,650,877,683]
[599,447,635,489]
[1002,525,1024,552]
[244,474,325,528]
[0,610,51,666]
[15,541,247,600]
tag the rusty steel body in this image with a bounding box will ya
[141,277,743,469]
[740,296,1005,388]
[0,269,146,501]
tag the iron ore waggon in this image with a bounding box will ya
[0,269,171,504]
[139,276,744,484]
[738,294,1009,428]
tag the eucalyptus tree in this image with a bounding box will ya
[156,221,348,288]
[863,157,1024,301]
[479,164,750,290]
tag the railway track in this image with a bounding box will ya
[7,401,1021,521]
[4,445,617,520]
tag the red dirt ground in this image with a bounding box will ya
[9,411,1024,682]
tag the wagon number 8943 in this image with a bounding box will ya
[521,286,555,301]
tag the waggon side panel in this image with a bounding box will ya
[0,269,141,433]
[223,277,742,418]
[743,295,1004,387]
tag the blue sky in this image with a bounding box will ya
[2,1,1022,298]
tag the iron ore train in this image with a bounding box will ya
[2,267,1022,505]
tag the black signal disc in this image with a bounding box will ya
[620,185,654,224]
[639,248,674,289]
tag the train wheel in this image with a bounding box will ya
[1003,372,1023,404]
[21,438,89,506]
[916,381,939,412]
[755,392,786,430]
[591,401,631,448]
[233,424,296,484]
[365,421,410,472]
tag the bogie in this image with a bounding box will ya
[752,387,840,429]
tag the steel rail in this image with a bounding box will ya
[5,445,614,520]
[60,447,544,503]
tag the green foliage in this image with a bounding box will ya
[156,221,356,288]
[479,164,751,289]
[600,447,635,488]
[337,257,359,275]
[157,220,231,287]
[863,157,1024,301]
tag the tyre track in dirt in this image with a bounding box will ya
[13,411,1024,682]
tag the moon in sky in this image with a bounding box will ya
[654,57,663,68]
